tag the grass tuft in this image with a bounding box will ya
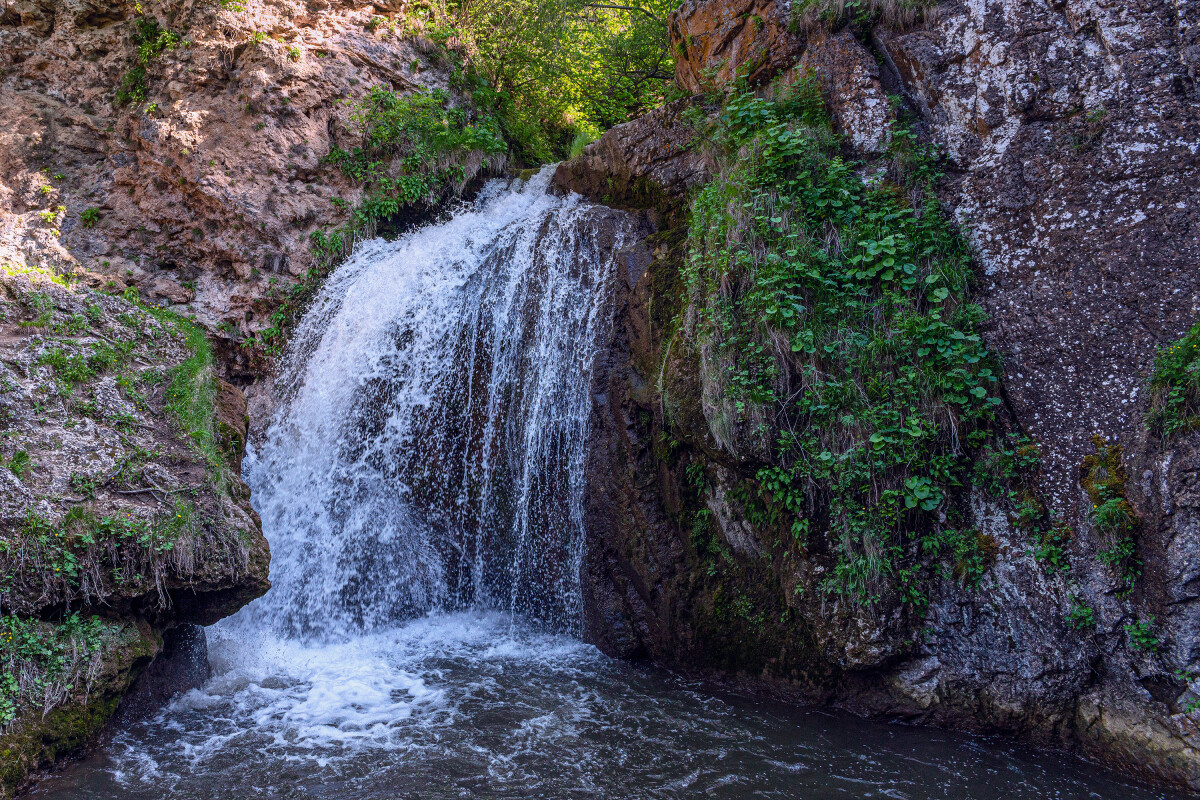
[1147,319,1200,437]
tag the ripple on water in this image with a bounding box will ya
[32,612,1186,800]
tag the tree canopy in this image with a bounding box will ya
[427,0,677,161]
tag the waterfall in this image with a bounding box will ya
[241,168,634,639]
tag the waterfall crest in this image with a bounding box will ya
[243,169,635,638]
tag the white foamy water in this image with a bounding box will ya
[37,613,1177,800]
[29,171,1186,800]
[238,168,632,637]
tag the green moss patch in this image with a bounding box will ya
[1080,436,1141,594]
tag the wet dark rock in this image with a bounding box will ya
[113,624,212,724]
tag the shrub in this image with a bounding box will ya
[324,86,507,226]
[1147,319,1200,437]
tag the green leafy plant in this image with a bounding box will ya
[37,348,96,395]
[1125,617,1159,653]
[1147,319,1200,437]
[69,471,98,499]
[0,614,110,727]
[116,16,181,107]
[1032,522,1072,574]
[684,76,1001,605]
[6,450,31,480]
[1066,598,1095,630]
[3,496,209,614]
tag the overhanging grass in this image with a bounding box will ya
[121,289,230,492]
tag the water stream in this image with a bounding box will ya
[32,171,1184,800]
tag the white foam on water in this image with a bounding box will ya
[165,613,596,767]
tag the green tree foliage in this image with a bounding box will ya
[429,0,675,160]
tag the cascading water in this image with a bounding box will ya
[32,171,1185,800]
[243,168,626,637]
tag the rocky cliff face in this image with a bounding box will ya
[560,0,1200,791]
[0,0,473,380]
[0,265,269,796]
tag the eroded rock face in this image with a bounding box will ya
[0,0,472,380]
[875,0,1200,506]
[565,0,1200,791]
[669,0,804,92]
[0,268,269,796]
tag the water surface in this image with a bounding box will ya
[33,612,1183,800]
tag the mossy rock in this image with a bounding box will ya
[0,621,160,799]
